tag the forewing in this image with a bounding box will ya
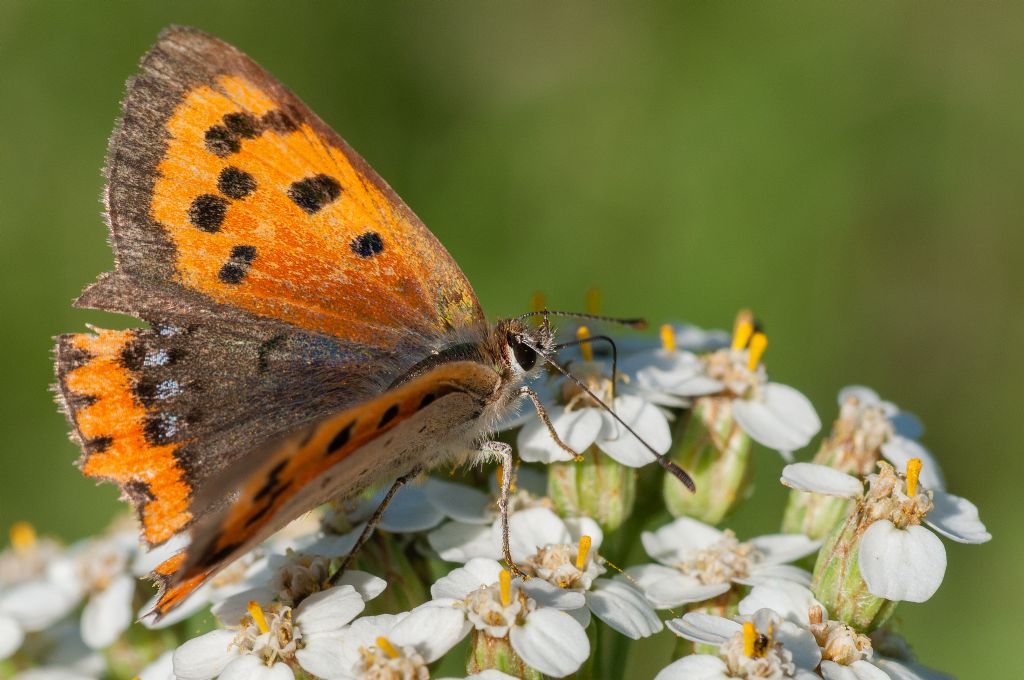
[90,25,482,345]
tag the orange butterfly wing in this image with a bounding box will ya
[85,25,482,345]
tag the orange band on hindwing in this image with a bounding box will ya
[57,330,191,544]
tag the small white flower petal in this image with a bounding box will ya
[738,581,821,626]
[296,635,351,678]
[517,406,603,463]
[781,463,864,498]
[509,608,589,678]
[563,516,604,554]
[0,614,24,660]
[623,564,682,592]
[838,385,881,407]
[747,533,822,565]
[295,585,365,634]
[654,654,731,680]
[641,517,724,564]
[429,521,499,562]
[503,507,572,563]
[220,656,293,680]
[391,602,471,662]
[859,521,946,603]
[733,382,821,453]
[172,629,237,680]
[875,658,953,680]
[211,587,273,625]
[81,573,135,649]
[596,395,672,467]
[378,483,446,532]
[424,478,492,524]
[666,612,741,645]
[585,578,662,639]
[925,491,991,544]
[820,659,890,680]
[646,574,732,608]
[0,579,77,631]
[333,570,388,601]
[889,411,925,441]
[774,620,823,670]
[736,564,812,588]
[521,578,586,610]
[880,438,945,491]
[431,558,503,600]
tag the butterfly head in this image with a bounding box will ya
[495,317,555,380]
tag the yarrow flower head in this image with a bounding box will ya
[629,516,820,609]
[783,457,990,631]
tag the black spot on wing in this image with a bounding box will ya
[350,231,384,258]
[143,413,181,446]
[218,245,257,284]
[287,174,342,214]
[85,435,113,454]
[327,421,355,455]
[261,108,301,134]
[189,194,229,233]
[200,541,244,569]
[204,125,240,156]
[119,337,146,372]
[217,167,257,199]
[254,461,288,503]
[418,393,436,410]
[378,405,399,428]
[223,112,259,139]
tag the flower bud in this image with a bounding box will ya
[663,396,752,524]
[466,628,544,680]
[548,445,636,533]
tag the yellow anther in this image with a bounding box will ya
[499,569,512,607]
[743,621,757,657]
[659,324,676,352]
[531,291,546,314]
[575,535,592,570]
[733,318,754,351]
[376,636,401,659]
[585,287,602,315]
[9,521,36,553]
[247,601,269,634]
[747,332,768,370]
[906,458,923,497]
[577,326,593,362]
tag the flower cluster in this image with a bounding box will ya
[1,311,988,679]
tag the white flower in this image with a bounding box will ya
[782,459,990,603]
[173,584,368,680]
[625,314,820,458]
[660,608,822,679]
[8,620,106,680]
[426,558,590,677]
[628,516,820,609]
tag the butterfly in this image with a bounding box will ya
[54,26,693,620]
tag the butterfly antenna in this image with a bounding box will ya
[517,309,647,330]
[554,334,620,401]
[533,348,696,492]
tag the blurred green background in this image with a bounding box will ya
[2,2,1021,677]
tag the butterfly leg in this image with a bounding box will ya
[328,468,421,585]
[516,385,583,461]
[481,440,527,579]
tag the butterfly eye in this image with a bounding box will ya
[507,333,538,372]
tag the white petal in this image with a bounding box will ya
[563,516,604,554]
[736,564,812,588]
[880,438,945,491]
[172,629,237,680]
[391,602,471,662]
[503,507,572,563]
[666,613,741,645]
[623,564,683,592]
[431,558,504,599]
[775,621,823,670]
[211,587,273,626]
[517,406,602,463]
[925,491,991,544]
[584,579,662,639]
[221,656,293,680]
[596,395,672,467]
[379,483,446,532]
[821,659,891,680]
[859,521,946,603]
[81,573,135,649]
[838,386,881,408]
[654,655,731,680]
[333,570,388,601]
[876,658,952,680]
[509,608,589,678]
[424,477,493,524]
[733,382,821,452]
[296,635,352,678]
[738,582,821,626]
[641,517,723,564]
[429,521,500,562]
[748,533,822,565]
[0,579,77,631]
[132,534,189,576]
[781,463,864,498]
[295,585,365,633]
[0,614,24,660]
[137,650,175,680]
[646,574,731,608]
[521,578,586,610]
[299,530,360,558]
